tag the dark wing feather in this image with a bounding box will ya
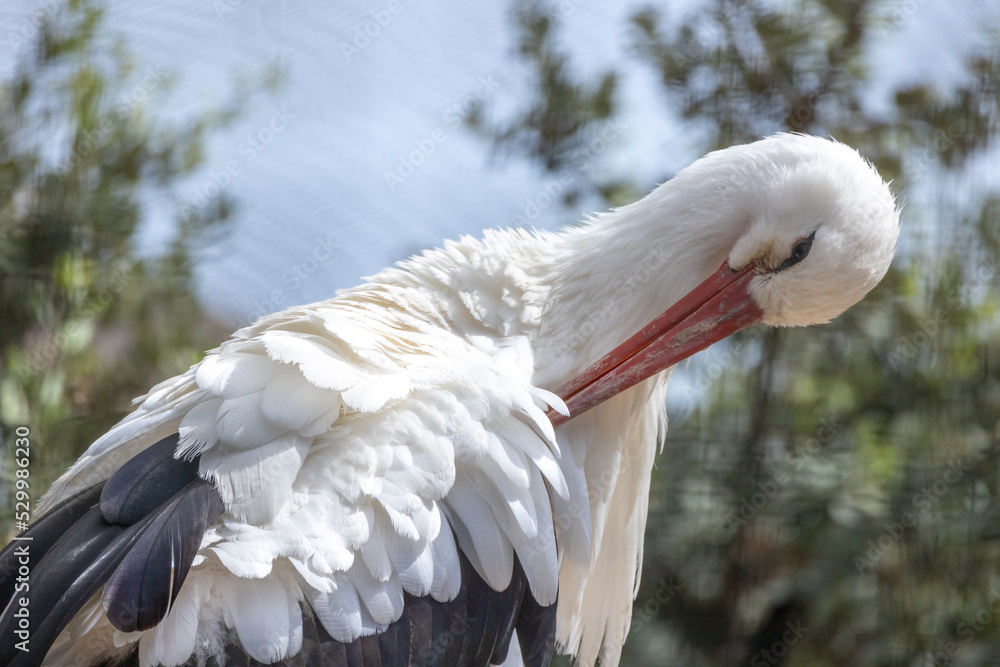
[359,632,383,666]
[514,584,558,667]
[0,483,103,605]
[378,604,409,667]
[300,604,350,666]
[404,594,434,665]
[0,505,150,667]
[102,477,224,632]
[100,433,199,525]
[0,434,221,666]
[491,558,527,665]
[343,631,365,667]
[458,550,499,665]
[438,560,472,664]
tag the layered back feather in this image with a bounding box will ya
[18,212,688,666]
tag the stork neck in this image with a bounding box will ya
[532,182,750,390]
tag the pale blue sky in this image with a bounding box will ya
[2,0,997,331]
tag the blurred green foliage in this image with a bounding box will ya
[476,0,1000,664]
[0,0,245,536]
[3,0,999,664]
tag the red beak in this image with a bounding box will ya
[550,262,764,427]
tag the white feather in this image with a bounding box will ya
[195,352,279,399]
[482,430,532,489]
[289,556,336,593]
[385,534,435,597]
[428,515,463,601]
[228,576,303,664]
[494,419,569,501]
[215,392,287,448]
[177,396,222,455]
[209,540,275,580]
[466,466,538,540]
[509,464,559,605]
[200,433,309,523]
[529,385,569,417]
[442,471,514,591]
[137,576,201,667]
[347,559,405,627]
[511,395,561,457]
[309,573,365,642]
[260,370,341,434]
[360,511,393,582]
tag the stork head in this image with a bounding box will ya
[551,134,899,425]
[725,134,900,327]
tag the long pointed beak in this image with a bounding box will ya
[550,262,764,426]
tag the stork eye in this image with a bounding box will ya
[776,231,816,272]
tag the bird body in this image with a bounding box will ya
[0,134,900,667]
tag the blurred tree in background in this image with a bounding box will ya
[2,0,999,664]
[473,0,1000,664]
[0,0,249,536]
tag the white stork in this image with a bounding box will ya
[0,133,899,667]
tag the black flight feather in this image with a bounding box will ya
[0,433,222,666]
[0,505,152,667]
[427,582,457,665]
[102,477,224,632]
[515,584,558,667]
[0,483,103,606]
[378,604,409,667]
[300,603,349,666]
[491,558,527,665]
[359,631,383,666]
[94,649,140,667]
[100,433,199,525]
[440,558,473,665]
[342,630,365,667]
[403,594,434,665]
[462,551,501,666]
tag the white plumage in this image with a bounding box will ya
[5,134,899,667]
